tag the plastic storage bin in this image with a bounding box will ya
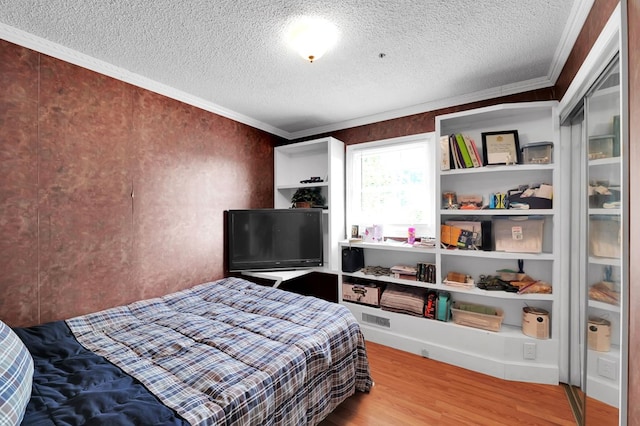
[589,216,621,258]
[521,142,553,164]
[493,216,544,253]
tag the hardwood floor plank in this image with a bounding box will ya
[321,341,578,425]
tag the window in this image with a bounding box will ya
[346,133,436,239]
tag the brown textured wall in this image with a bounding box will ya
[0,40,277,327]
[0,43,39,326]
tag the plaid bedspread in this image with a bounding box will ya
[66,277,372,425]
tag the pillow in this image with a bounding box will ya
[0,320,34,426]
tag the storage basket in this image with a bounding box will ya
[588,317,611,352]
[522,307,550,339]
[451,303,504,332]
[589,216,621,258]
[493,216,544,253]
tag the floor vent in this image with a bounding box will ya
[362,313,390,328]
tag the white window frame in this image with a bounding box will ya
[345,132,436,240]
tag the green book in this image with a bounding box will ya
[455,133,474,168]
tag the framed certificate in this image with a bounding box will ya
[481,130,521,165]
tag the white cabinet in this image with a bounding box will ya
[274,137,345,271]
[339,101,564,385]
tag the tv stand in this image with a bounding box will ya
[241,269,315,288]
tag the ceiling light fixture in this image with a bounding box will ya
[286,17,338,63]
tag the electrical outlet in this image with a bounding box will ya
[597,357,617,380]
[523,342,536,360]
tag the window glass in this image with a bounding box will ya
[346,133,435,239]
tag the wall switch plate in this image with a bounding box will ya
[597,357,617,380]
[523,342,537,360]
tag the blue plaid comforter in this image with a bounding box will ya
[66,277,373,425]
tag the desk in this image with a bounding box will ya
[241,269,315,288]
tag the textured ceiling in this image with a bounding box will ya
[0,0,589,139]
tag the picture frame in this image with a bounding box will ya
[481,130,521,165]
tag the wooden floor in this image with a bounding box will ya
[320,341,618,426]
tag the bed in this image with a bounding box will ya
[2,277,373,425]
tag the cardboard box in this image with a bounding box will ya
[342,282,382,307]
[451,303,504,332]
[522,307,550,339]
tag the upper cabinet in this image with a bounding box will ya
[274,137,345,271]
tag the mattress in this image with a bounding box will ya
[15,277,373,425]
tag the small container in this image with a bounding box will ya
[407,227,416,244]
[588,317,611,352]
[493,216,544,253]
[521,142,553,164]
[588,135,615,160]
[522,307,550,339]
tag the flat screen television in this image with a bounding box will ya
[226,208,324,272]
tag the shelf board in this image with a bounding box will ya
[340,240,553,260]
[343,272,554,301]
[588,256,621,267]
[440,163,554,176]
[588,133,616,140]
[588,300,621,313]
[276,182,328,190]
[342,300,555,339]
[339,240,436,254]
[588,157,620,167]
[588,208,620,215]
[440,208,554,216]
[440,249,554,261]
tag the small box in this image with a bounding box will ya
[588,317,611,352]
[522,307,550,339]
[342,282,382,307]
[588,135,615,159]
[521,142,553,164]
[589,216,621,258]
[451,303,504,332]
[493,216,544,253]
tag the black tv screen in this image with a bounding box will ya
[226,209,324,272]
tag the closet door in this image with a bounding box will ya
[582,56,624,421]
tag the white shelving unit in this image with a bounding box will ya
[338,101,564,385]
[274,137,345,272]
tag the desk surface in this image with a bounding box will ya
[241,269,314,288]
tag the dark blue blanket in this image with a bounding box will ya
[14,321,188,426]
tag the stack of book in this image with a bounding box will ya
[391,265,417,280]
[440,134,483,170]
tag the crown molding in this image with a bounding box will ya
[548,0,596,83]
[289,76,554,140]
[0,23,289,139]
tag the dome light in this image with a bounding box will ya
[286,17,338,63]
